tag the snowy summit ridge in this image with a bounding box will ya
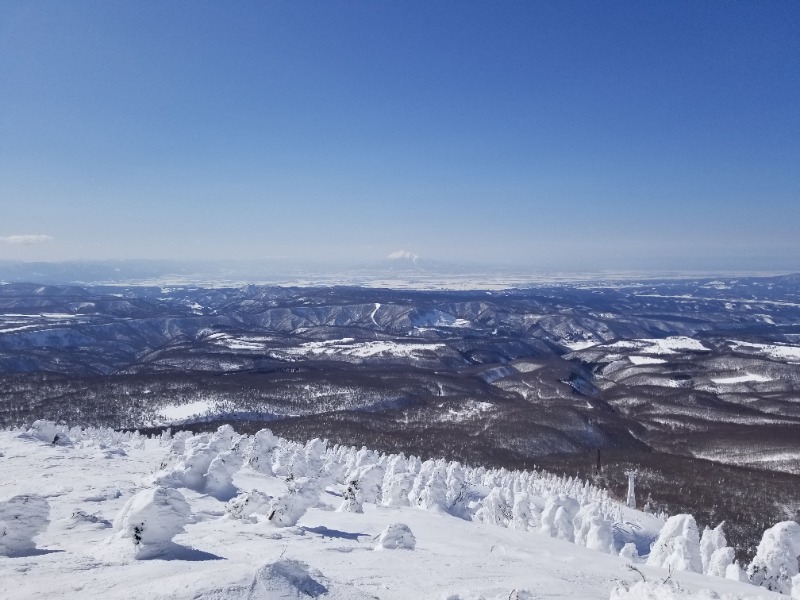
[0,421,795,599]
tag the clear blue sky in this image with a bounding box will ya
[1,1,798,271]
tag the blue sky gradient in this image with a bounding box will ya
[1,1,798,270]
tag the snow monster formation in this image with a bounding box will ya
[0,494,50,556]
[111,486,191,559]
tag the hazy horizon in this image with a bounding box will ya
[2,2,798,271]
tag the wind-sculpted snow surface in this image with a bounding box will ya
[610,581,766,600]
[0,422,791,599]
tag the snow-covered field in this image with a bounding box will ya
[629,356,668,366]
[728,341,800,363]
[157,400,218,422]
[710,374,773,385]
[1,423,794,600]
[283,338,447,359]
[604,337,711,355]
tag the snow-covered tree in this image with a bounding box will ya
[474,487,511,527]
[445,462,468,514]
[725,561,748,582]
[706,547,735,578]
[381,454,412,507]
[747,520,800,595]
[0,494,50,556]
[303,438,328,480]
[700,522,727,574]
[355,464,385,505]
[26,420,70,446]
[540,495,579,542]
[111,486,191,559]
[792,574,800,600]
[226,489,271,523]
[205,450,243,500]
[416,462,448,512]
[245,429,279,475]
[374,523,416,551]
[268,477,321,527]
[511,492,534,531]
[646,514,703,574]
[619,543,639,563]
[407,460,435,506]
[572,503,614,553]
[338,479,363,513]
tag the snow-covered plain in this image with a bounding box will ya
[0,423,791,600]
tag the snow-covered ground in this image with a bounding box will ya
[158,400,218,422]
[563,339,600,351]
[0,424,791,600]
[710,374,773,385]
[728,341,800,363]
[283,338,447,359]
[629,356,668,366]
[603,337,710,355]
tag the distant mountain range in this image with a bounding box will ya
[1,259,794,288]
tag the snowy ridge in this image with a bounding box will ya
[0,422,793,599]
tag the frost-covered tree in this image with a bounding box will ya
[445,462,468,514]
[156,426,243,498]
[226,489,272,523]
[747,520,800,595]
[792,574,800,600]
[416,462,448,512]
[619,543,639,563]
[245,429,278,475]
[111,486,191,559]
[26,420,70,446]
[0,494,50,556]
[355,464,385,505]
[511,492,534,531]
[540,495,580,542]
[572,503,614,553]
[375,523,416,551]
[268,477,321,527]
[205,450,243,500]
[381,454,412,507]
[303,438,328,480]
[706,547,735,578]
[338,479,363,513]
[700,522,727,574]
[725,561,748,582]
[407,460,436,507]
[646,514,703,574]
[475,487,511,527]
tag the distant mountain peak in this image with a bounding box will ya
[386,250,421,264]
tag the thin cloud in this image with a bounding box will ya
[0,234,55,245]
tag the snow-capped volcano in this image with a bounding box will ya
[386,250,421,264]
